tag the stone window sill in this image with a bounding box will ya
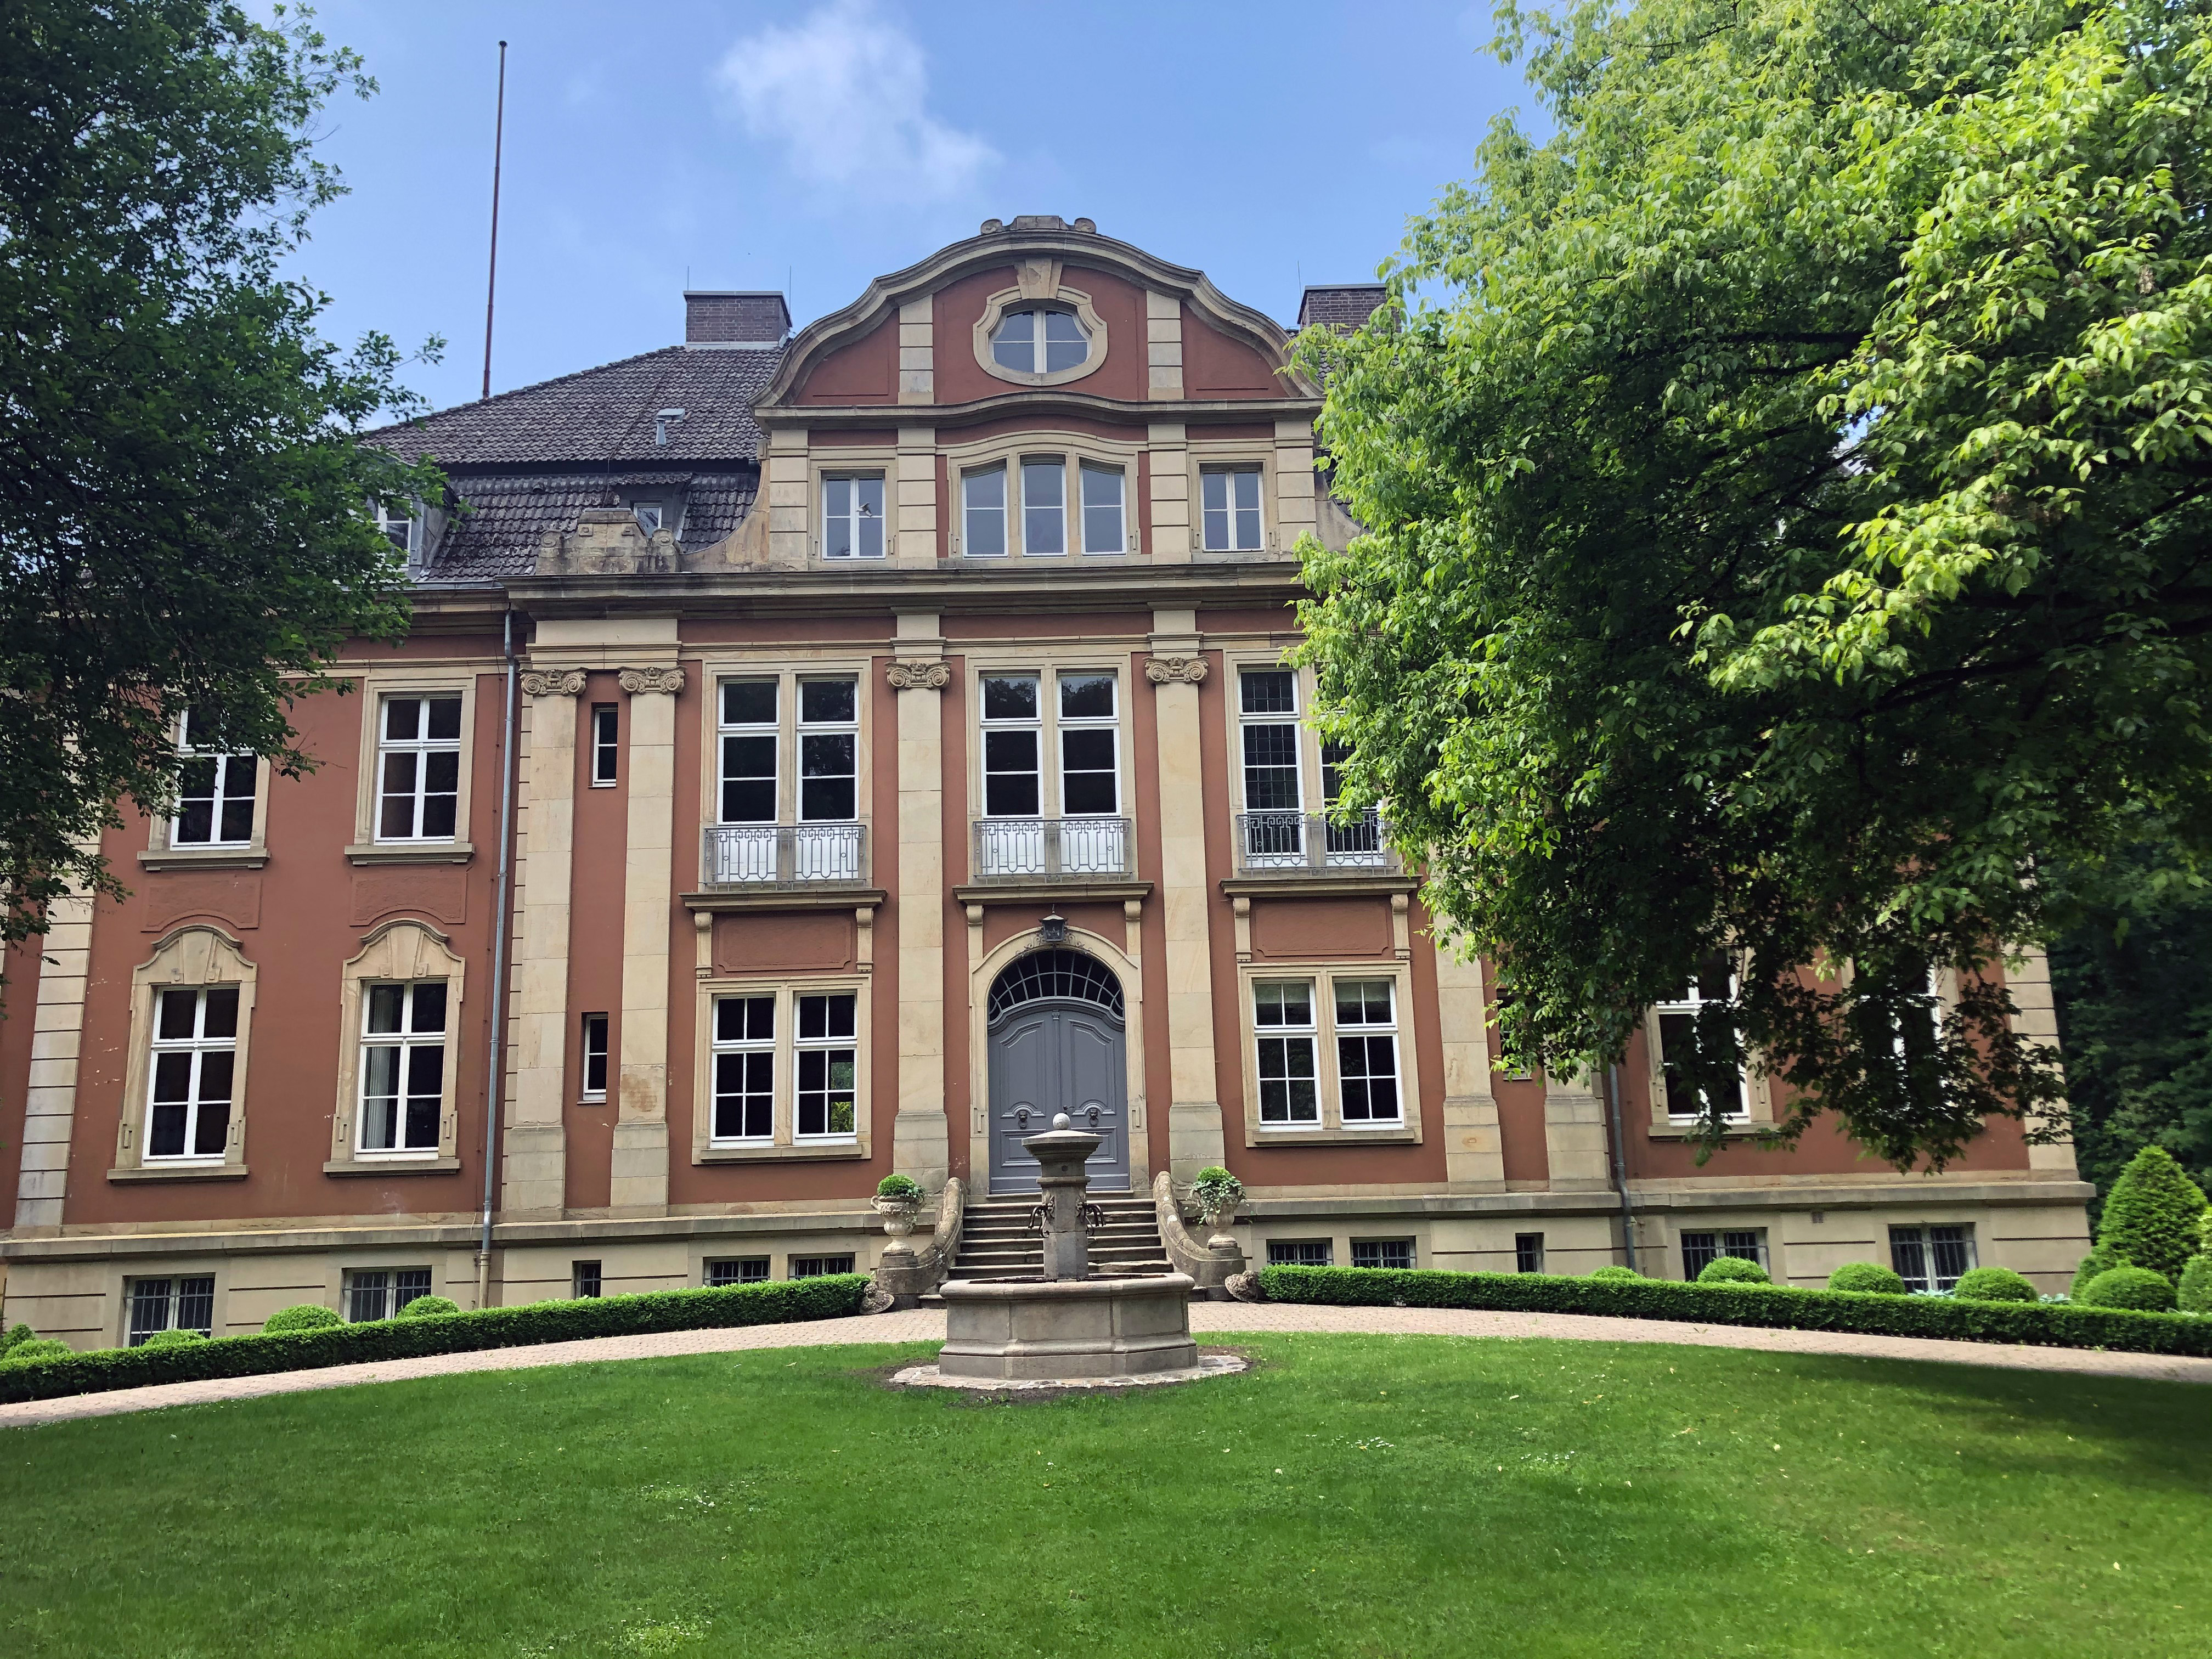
[345,842,475,867]
[323,1155,464,1176]
[694,1142,868,1165]
[1646,1121,1767,1141]
[1243,1125,1423,1148]
[137,849,269,872]
[108,1162,249,1183]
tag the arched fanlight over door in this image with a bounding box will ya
[986,948,1124,1024]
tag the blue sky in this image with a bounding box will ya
[290,1,1530,415]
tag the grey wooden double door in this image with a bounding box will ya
[987,1001,1129,1194]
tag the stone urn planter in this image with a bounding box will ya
[872,1192,921,1238]
[1190,1166,1245,1254]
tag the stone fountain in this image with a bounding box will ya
[935,1112,1200,1381]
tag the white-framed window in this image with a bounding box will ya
[343,1267,432,1322]
[634,503,664,535]
[707,1257,770,1286]
[715,675,860,826]
[977,670,1122,818]
[145,985,238,1160]
[797,679,857,822]
[1890,1224,1976,1294]
[963,463,1007,557]
[580,1012,610,1102]
[791,1253,857,1279]
[1515,1233,1545,1274]
[1254,980,1321,1125]
[1079,462,1126,554]
[822,472,884,560]
[1267,1238,1333,1267]
[590,704,619,787]
[127,1276,214,1345]
[1654,954,1751,1120]
[1058,672,1119,816]
[1201,466,1265,551]
[718,679,777,823]
[1351,1239,1414,1270]
[1239,669,1304,867]
[991,307,1088,375]
[1333,979,1402,1125]
[1681,1229,1766,1278]
[795,992,858,1139]
[170,708,256,848]
[357,981,448,1155]
[375,695,462,842]
[374,499,420,560]
[1020,456,1066,556]
[711,994,775,1142]
[980,674,1043,817]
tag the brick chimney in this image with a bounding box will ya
[1297,284,1389,333]
[684,291,791,345]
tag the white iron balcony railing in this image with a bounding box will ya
[972,816,1133,881]
[702,822,866,887]
[1235,809,1396,874]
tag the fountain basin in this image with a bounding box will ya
[938,1272,1199,1380]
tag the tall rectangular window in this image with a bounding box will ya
[343,1267,432,1322]
[798,679,857,821]
[590,704,619,787]
[1890,1224,1976,1293]
[580,1012,610,1102]
[1654,954,1750,1120]
[1515,1233,1546,1274]
[376,695,462,841]
[1239,669,1302,812]
[796,993,858,1138]
[1254,980,1321,1125]
[1080,463,1125,554]
[1334,979,1401,1125]
[963,464,1007,557]
[1057,672,1118,816]
[1021,457,1066,555]
[980,674,1041,817]
[171,708,256,848]
[822,473,884,559]
[718,680,777,823]
[358,981,447,1154]
[128,1276,215,1345]
[712,995,775,1142]
[1201,466,1265,551]
[145,985,238,1160]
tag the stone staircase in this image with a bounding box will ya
[945,1192,1173,1283]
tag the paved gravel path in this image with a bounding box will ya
[3,1302,2203,1430]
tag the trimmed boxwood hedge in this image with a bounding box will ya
[1254,1265,2212,1357]
[0,1276,871,1406]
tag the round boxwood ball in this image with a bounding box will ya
[396,1295,461,1319]
[1950,1265,2038,1303]
[261,1304,343,1335]
[139,1328,208,1348]
[2179,1254,2212,1314]
[1,1338,72,1364]
[1587,1265,1642,1283]
[1826,1261,1908,1295]
[1697,1256,1771,1286]
[2079,1266,2178,1312]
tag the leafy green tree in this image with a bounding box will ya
[1296,0,2212,1169]
[0,1,441,949]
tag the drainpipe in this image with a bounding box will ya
[477,606,520,1310]
[1605,1060,1638,1273]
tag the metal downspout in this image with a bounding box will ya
[1606,1060,1638,1273]
[477,606,520,1308]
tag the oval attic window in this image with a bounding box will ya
[991,307,1088,375]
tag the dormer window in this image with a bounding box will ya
[991,307,1088,375]
[634,504,663,535]
[374,499,420,561]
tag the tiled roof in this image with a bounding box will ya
[368,343,786,468]
[417,468,760,584]
[1297,285,1389,332]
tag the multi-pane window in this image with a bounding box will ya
[1891,1224,1976,1294]
[343,1267,432,1322]
[791,1254,857,1279]
[796,994,857,1139]
[977,671,1122,819]
[127,1276,215,1345]
[980,675,1042,816]
[146,985,238,1160]
[573,1261,603,1299]
[1059,673,1119,814]
[1239,669,1302,813]
[1515,1233,1546,1274]
[1654,953,1750,1120]
[1201,466,1265,551]
[358,981,447,1154]
[718,680,777,822]
[963,464,1008,557]
[1680,1229,1767,1279]
[715,678,859,824]
[591,704,619,786]
[798,680,857,821]
[374,499,419,560]
[1351,1239,1414,1271]
[1334,979,1401,1125]
[171,708,256,848]
[707,1257,771,1286]
[1254,981,1321,1125]
[580,1012,610,1102]
[1079,463,1125,554]
[712,995,775,1142]
[991,307,1088,374]
[822,472,884,560]
[1267,1238,1334,1267]
[376,695,462,841]
[1021,458,1066,555]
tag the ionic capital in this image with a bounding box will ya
[518,667,587,697]
[1143,654,1208,685]
[885,659,951,691]
[617,666,686,696]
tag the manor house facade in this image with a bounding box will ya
[1,219,2092,1345]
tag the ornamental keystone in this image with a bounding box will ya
[617,667,686,696]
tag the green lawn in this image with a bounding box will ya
[2,1335,2204,1658]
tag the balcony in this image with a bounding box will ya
[701,822,867,888]
[972,816,1133,882]
[1235,809,1397,876]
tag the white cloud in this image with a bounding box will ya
[715,0,996,204]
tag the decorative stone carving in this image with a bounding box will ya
[885,659,951,691]
[518,667,586,698]
[1143,654,1209,685]
[617,666,686,696]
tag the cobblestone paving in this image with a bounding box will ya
[3,1301,2203,1430]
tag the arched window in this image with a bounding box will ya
[991,307,1088,375]
[986,949,1124,1023]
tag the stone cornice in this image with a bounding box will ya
[754,392,1318,430]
